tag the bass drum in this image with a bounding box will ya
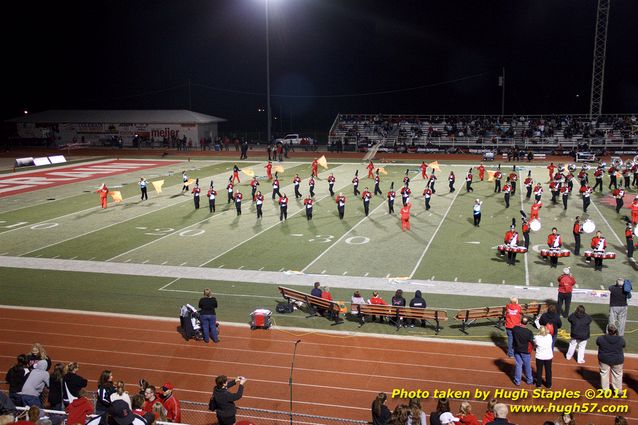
[582,219,596,234]
[529,219,541,232]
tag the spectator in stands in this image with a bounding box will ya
[504,297,522,358]
[351,291,365,316]
[159,383,180,423]
[152,403,167,422]
[199,288,220,344]
[368,291,388,323]
[615,416,629,425]
[27,344,51,371]
[485,403,514,425]
[96,370,115,414]
[131,394,154,425]
[439,412,460,425]
[0,390,17,418]
[429,397,451,425]
[554,412,576,425]
[66,389,94,425]
[538,304,562,349]
[566,305,592,364]
[211,375,247,425]
[5,354,28,406]
[388,404,410,425]
[320,287,333,302]
[408,290,427,328]
[512,317,534,386]
[137,380,149,398]
[311,282,322,297]
[597,324,625,391]
[142,386,159,415]
[534,326,553,389]
[86,399,147,425]
[48,363,66,410]
[391,289,407,327]
[19,360,49,408]
[14,405,40,425]
[408,398,426,425]
[62,363,87,406]
[457,401,479,425]
[371,393,391,425]
[110,381,131,409]
[482,399,497,425]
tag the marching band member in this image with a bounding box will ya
[427,170,437,193]
[400,202,412,232]
[577,166,588,187]
[303,194,314,220]
[549,181,559,205]
[473,199,482,227]
[279,193,289,221]
[226,178,234,204]
[530,199,543,221]
[632,196,638,225]
[233,189,243,215]
[494,165,503,193]
[181,171,189,194]
[420,161,428,180]
[293,174,302,199]
[272,175,281,199]
[560,184,569,210]
[565,171,574,193]
[367,160,375,179]
[572,216,582,256]
[625,222,634,259]
[232,164,240,184]
[139,177,148,201]
[593,166,604,192]
[505,224,520,265]
[423,186,432,211]
[403,169,411,186]
[265,161,273,181]
[448,171,456,193]
[255,191,264,218]
[547,227,562,268]
[401,184,412,206]
[352,170,360,196]
[374,170,382,195]
[309,175,316,198]
[524,171,533,200]
[622,166,631,189]
[250,176,259,201]
[509,167,518,194]
[612,187,625,213]
[311,158,319,178]
[477,163,485,181]
[608,164,618,190]
[465,168,474,192]
[522,218,530,249]
[192,183,201,210]
[361,187,372,216]
[502,177,512,209]
[387,183,396,214]
[207,186,217,213]
[590,230,607,271]
[580,183,592,213]
[633,163,638,188]
[336,192,346,219]
[97,183,109,209]
[533,183,543,203]
[547,162,555,181]
[328,173,336,197]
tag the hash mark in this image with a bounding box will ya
[125,259,132,263]
[161,261,167,265]
[180,262,188,266]
[142,260,149,264]
[321,270,326,274]
[238,266,244,270]
[218,265,224,268]
[258,267,264,271]
[364,272,369,277]
[342,271,348,275]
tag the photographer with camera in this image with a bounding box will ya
[209,375,247,425]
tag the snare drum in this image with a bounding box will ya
[511,246,528,253]
[541,249,570,258]
[584,250,616,259]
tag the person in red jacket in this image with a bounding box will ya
[477,163,485,181]
[631,196,638,225]
[160,383,181,423]
[590,230,607,271]
[505,297,522,358]
[368,291,387,323]
[530,200,542,220]
[66,389,94,425]
[557,267,576,318]
[96,183,108,209]
[457,401,480,425]
[367,160,375,179]
[265,161,273,181]
[311,159,319,178]
[400,202,412,231]
[420,161,428,180]
[547,162,556,181]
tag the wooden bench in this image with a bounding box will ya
[278,286,343,324]
[455,302,549,334]
[351,303,448,334]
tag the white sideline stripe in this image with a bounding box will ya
[591,196,624,245]
[518,181,530,286]
[158,278,181,291]
[409,186,462,278]
[198,166,350,267]
[302,201,386,272]
[158,288,278,299]
[3,306,637,359]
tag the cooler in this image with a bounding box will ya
[250,309,272,330]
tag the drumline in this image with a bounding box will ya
[497,244,528,254]
[584,250,616,260]
[540,249,571,258]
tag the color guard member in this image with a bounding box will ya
[139,177,148,201]
[250,176,259,201]
[181,171,189,193]
[400,202,412,232]
[530,199,543,221]
[97,183,109,209]
[367,160,375,179]
[448,171,455,193]
[265,161,273,181]
[477,163,485,181]
[420,161,428,180]
[232,164,240,184]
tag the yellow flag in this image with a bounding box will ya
[151,180,164,193]
[429,161,441,171]
[487,170,497,182]
[378,167,388,175]
[317,155,328,169]
[186,178,196,186]
[109,191,123,203]
[242,168,255,177]
[273,165,285,173]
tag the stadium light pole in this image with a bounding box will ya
[265,0,272,145]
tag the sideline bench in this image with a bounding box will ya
[454,302,549,334]
[351,304,448,334]
[278,286,343,324]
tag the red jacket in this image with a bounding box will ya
[162,394,181,423]
[504,303,522,329]
[459,413,480,425]
[66,396,94,425]
[558,274,576,294]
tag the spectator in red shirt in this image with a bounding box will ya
[557,267,576,318]
[66,390,94,425]
[505,297,522,358]
[159,383,180,423]
[368,291,387,324]
[320,287,333,302]
[141,385,159,415]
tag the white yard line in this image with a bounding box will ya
[590,197,624,245]
[302,201,386,272]
[158,278,181,291]
[408,186,462,278]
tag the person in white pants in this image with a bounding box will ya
[566,305,592,364]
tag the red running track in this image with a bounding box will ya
[0,307,636,424]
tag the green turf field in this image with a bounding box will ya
[0,157,636,350]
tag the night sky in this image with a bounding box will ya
[4,0,638,135]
